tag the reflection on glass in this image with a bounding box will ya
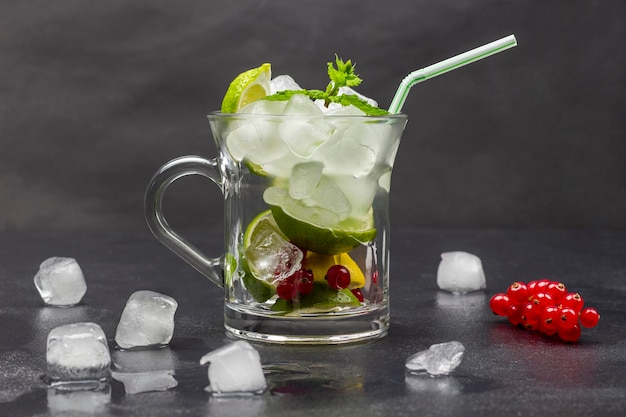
[111,347,178,394]
[404,374,461,395]
[112,370,178,395]
[206,396,266,417]
[112,347,178,372]
[435,291,486,311]
[47,383,111,414]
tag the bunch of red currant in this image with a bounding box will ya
[489,279,600,342]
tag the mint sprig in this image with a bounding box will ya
[263,55,389,116]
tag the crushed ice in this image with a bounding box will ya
[405,341,465,376]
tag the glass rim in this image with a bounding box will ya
[207,111,408,122]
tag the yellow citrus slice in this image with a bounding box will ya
[304,252,365,289]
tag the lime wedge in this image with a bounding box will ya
[264,186,376,254]
[221,63,271,113]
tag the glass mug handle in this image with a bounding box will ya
[144,155,224,288]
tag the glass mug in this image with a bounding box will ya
[145,112,408,344]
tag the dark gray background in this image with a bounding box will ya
[1,0,624,232]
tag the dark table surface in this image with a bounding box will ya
[1,228,625,417]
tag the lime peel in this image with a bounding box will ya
[221,63,271,113]
[269,204,376,255]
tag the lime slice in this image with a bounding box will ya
[221,63,271,113]
[243,209,303,284]
[305,252,365,289]
[264,187,376,254]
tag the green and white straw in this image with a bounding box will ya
[388,34,518,114]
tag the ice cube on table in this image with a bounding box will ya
[406,341,465,376]
[270,74,302,94]
[199,341,266,395]
[114,290,178,350]
[437,251,486,294]
[34,257,87,306]
[46,322,111,387]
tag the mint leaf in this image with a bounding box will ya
[327,55,362,89]
[262,55,388,116]
[263,89,306,101]
[264,89,325,102]
[336,94,390,116]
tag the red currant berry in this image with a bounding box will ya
[579,307,600,328]
[530,292,554,310]
[521,302,541,331]
[326,265,351,289]
[506,282,529,304]
[539,305,561,334]
[545,282,567,303]
[351,288,364,302]
[302,268,314,280]
[558,307,579,330]
[506,303,524,326]
[523,318,540,331]
[276,280,295,300]
[489,293,511,316]
[528,279,551,295]
[558,323,582,343]
[295,271,314,296]
[561,293,584,313]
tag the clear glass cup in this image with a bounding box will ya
[145,112,408,344]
